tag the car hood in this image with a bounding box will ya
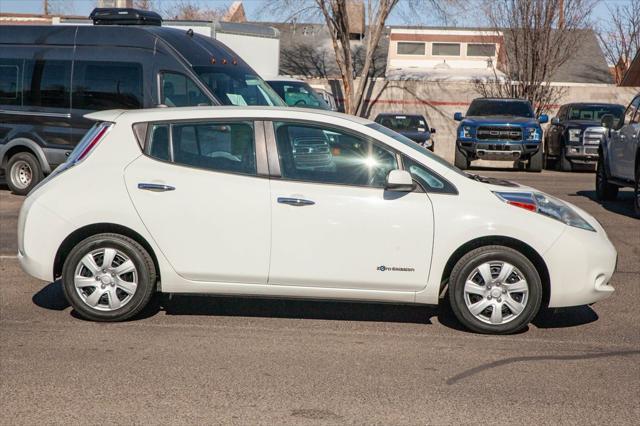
[396,129,431,141]
[461,116,539,126]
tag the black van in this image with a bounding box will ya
[0,8,284,194]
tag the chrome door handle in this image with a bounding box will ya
[277,197,315,206]
[138,183,175,192]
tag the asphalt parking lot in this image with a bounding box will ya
[1,169,638,425]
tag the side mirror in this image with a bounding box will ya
[430,128,436,134]
[454,112,464,121]
[385,170,415,192]
[601,114,614,129]
[551,117,560,125]
[538,114,549,124]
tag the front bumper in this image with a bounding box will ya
[544,226,616,307]
[564,144,600,163]
[457,140,540,161]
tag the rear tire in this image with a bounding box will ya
[595,156,618,201]
[448,245,542,335]
[527,149,543,172]
[61,233,156,322]
[7,152,42,195]
[454,147,469,170]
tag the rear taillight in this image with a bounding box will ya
[75,123,111,163]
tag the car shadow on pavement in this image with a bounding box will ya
[32,282,599,332]
[573,190,637,218]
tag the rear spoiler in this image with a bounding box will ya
[84,109,126,122]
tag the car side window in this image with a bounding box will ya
[624,96,640,126]
[147,121,256,175]
[73,61,143,110]
[403,156,456,194]
[160,72,212,107]
[273,121,397,188]
[631,96,640,125]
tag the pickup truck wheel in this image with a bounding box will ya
[559,148,573,172]
[595,157,618,201]
[634,167,640,217]
[527,149,543,172]
[7,152,43,196]
[454,148,469,170]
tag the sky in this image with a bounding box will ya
[0,0,633,28]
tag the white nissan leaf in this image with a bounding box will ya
[17,107,617,334]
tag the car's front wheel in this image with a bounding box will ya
[634,166,640,217]
[61,233,156,322]
[454,147,469,170]
[448,246,542,334]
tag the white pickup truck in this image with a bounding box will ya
[596,93,640,217]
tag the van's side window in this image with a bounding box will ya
[160,72,211,107]
[0,60,21,106]
[23,60,71,109]
[147,121,256,175]
[73,61,143,110]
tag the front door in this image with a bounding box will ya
[267,121,434,292]
[610,96,639,179]
[124,119,271,284]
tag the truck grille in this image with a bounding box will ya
[477,126,522,141]
[583,127,605,145]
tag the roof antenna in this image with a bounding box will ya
[186,28,194,37]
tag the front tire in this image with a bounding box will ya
[595,156,618,201]
[454,147,469,170]
[559,148,573,172]
[527,149,543,172]
[61,233,156,322]
[448,246,542,334]
[7,152,42,195]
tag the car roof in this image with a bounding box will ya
[562,102,624,107]
[86,106,373,126]
[265,76,307,83]
[376,113,424,117]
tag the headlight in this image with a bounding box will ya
[526,127,541,140]
[568,128,582,143]
[494,191,595,232]
[459,126,473,139]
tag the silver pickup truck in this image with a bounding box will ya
[596,93,640,217]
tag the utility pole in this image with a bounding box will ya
[43,0,49,16]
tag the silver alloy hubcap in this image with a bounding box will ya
[463,261,529,325]
[74,248,138,311]
[10,160,32,190]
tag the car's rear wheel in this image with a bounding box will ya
[595,156,619,201]
[7,152,42,195]
[454,147,469,170]
[62,233,156,321]
[448,246,542,334]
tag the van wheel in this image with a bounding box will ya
[7,152,42,195]
[595,157,618,201]
[454,148,469,170]
[61,233,156,322]
[448,245,542,334]
[527,149,543,172]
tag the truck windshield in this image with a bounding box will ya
[567,105,624,122]
[193,66,285,106]
[268,81,329,110]
[376,115,428,132]
[467,100,534,118]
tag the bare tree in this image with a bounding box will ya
[597,2,640,84]
[163,0,226,21]
[473,0,594,115]
[134,0,154,10]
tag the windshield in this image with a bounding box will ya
[268,81,329,110]
[193,66,285,107]
[367,123,466,176]
[376,115,429,132]
[567,105,624,123]
[466,99,534,118]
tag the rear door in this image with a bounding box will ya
[124,119,271,284]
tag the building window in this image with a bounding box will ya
[432,43,461,56]
[467,43,496,57]
[397,42,425,55]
